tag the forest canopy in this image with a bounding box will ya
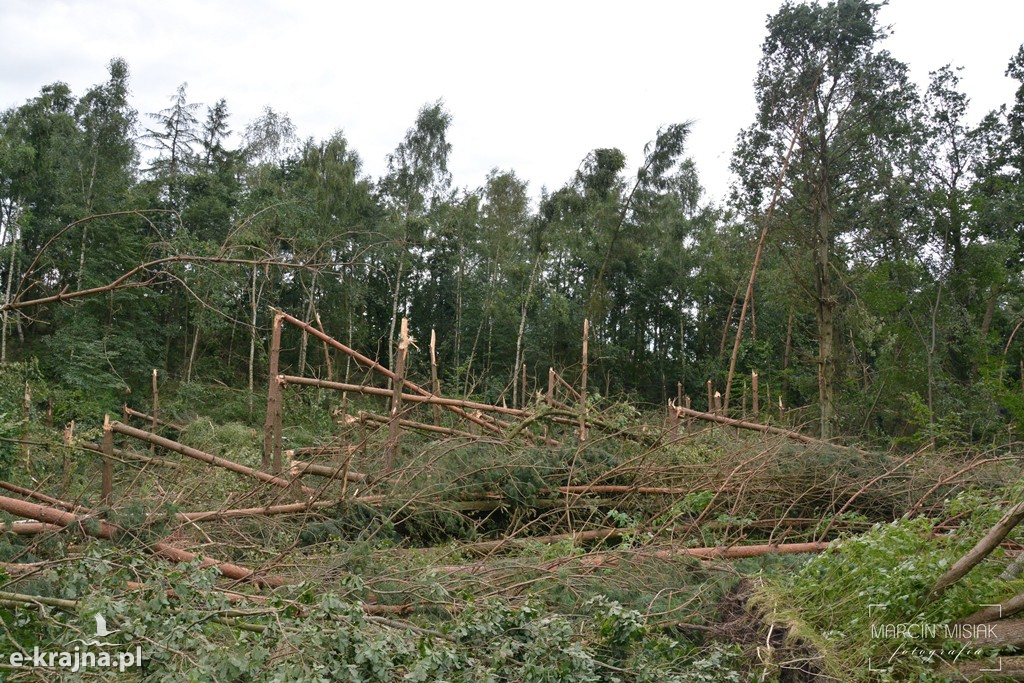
[2,0,1023,448]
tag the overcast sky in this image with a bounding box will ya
[2,1,1023,205]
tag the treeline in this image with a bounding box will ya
[1,1,1023,446]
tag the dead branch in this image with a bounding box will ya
[123,405,185,431]
[111,421,313,496]
[674,405,855,449]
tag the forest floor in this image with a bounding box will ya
[0,379,1022,681]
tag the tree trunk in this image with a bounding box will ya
[512,253,542,408]
[813,175,836,441]
[387,256,406,380]
[248,266,258,414]
[1,206,19,364]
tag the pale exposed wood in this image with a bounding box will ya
[151,368,159,455]
[752,371,760,419]
[101,415,113,504]
[384,318,410,471]
[580,318,589,441]
[430,328,441,425]
[262,313,283,471]
[289,459,367,484]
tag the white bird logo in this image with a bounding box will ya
[68,613,120,648]
[94,613,119,638]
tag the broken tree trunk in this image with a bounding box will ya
[289,459,367,484]
[20,382,30,464]
[262,313,284,472]
[0,494,287,587]
[384,318,410,472]
[929,500,1024,602]
[275,310,504,437]
[674,405,842,448]
[124,405,184,431]
[960,588,1024,625]
[580,318,589,442]
[101,415,113,504]
[430,328,441,425]
[752,371,759,419]
[279,377,524,417]
[358,411,479,440]
[111,421,312,496]
[151,368,159,455]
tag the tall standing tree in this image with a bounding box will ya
[733,0,918,438]
[378,100,452,373]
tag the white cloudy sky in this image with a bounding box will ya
[2,1,1023,204]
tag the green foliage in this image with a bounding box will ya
[0,552,752,681]
[753,492,1024,681]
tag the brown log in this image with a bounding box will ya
[952,618,1024,649]
[0,521,61,535]
[357,411,479,440]
[675,405,840,447]
[961,589,1024,625]
[941,656,1024,681]
[929,500,1024,602]
[79,440,184,469]
[289,459,367,484]
[0,480,90,513]
[285,445,354,458]
[124,404,184,431]
[274,310,503,436]
[280,376,525,417]
[111,421,312,496]
[0,494,287,586]
[552,368,582,401]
